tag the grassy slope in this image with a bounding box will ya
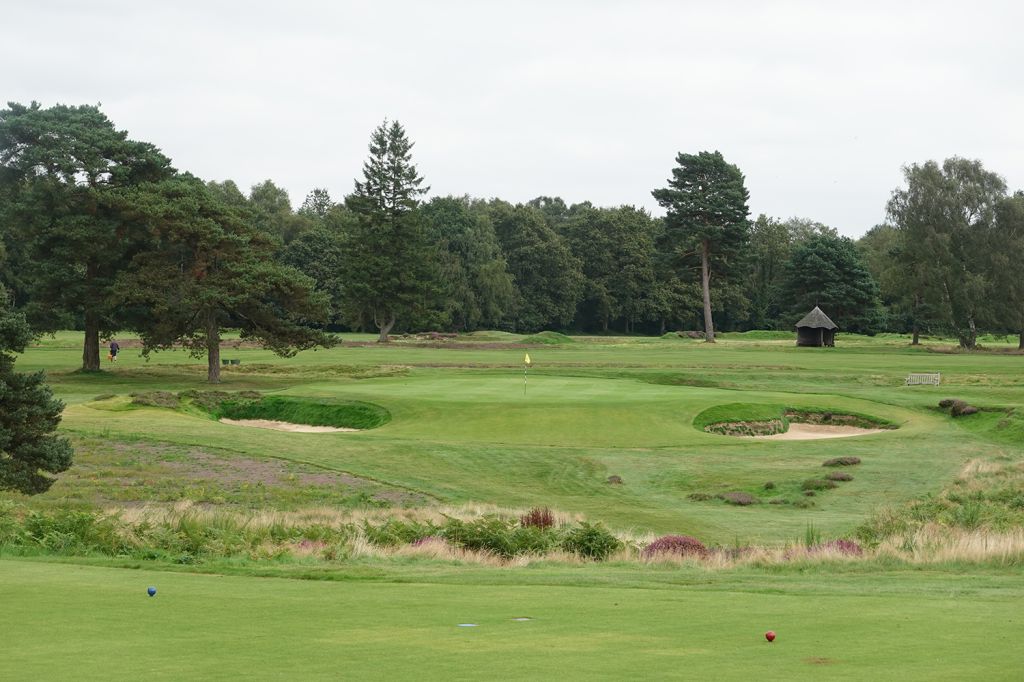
[3,559,1023,680]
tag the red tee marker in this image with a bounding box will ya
[765,631,776,642]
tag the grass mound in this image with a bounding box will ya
[217,396,391,430]
[694,403,785,430]
[521,331,574,345]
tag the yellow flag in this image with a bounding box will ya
[524,353,532,365]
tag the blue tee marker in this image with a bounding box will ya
[147,587,157,597]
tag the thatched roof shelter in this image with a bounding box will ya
[795,306,837,347]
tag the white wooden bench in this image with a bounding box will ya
[905,373,941,386]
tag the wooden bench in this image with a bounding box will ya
[905,373,940,386]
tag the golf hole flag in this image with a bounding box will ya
[523,353,531,394]
[524,353,531,366]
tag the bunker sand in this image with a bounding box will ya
[219,418,358,433]
[752,423,888,441]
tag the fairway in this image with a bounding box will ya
[5,332,1024,680]
[4,560,1023,681]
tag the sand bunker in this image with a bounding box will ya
[751,423,887,441]
[219,418,358,433]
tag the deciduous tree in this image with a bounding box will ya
[887,158,1006,348]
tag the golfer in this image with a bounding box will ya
[109,340,120,362]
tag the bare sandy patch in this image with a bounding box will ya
[751,423,887,440]
[219,418,358,433]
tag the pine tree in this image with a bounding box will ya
[0,287,73,494]
[340,120,439,341]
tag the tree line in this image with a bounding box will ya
[3,101,1024,384]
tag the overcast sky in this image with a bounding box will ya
[6,1,1023,236]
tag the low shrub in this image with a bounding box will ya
[810,539,863,556]
[826,472,854,482]
[803,490,816,497]
[938,398,958,409]
[763,481,776,490]
[519,507,555,529]
[802,478,837,491]
[442,517,557,558]
[363,519,438,547]
[560,521,621,560]
[606,475,624,485]
[642,535,708,559]
[720,492,758,506]
[687,492,712,501]
[953,405,979,417]
[823,456,861,467]
[949,400,970,416]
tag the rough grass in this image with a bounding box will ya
[216,396,391,430]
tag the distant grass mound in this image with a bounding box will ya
[216,396,391,430]
[719,330,794,341]
[522,331,574,345]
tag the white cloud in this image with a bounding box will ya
[4,0,1022,235]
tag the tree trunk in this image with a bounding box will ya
[206,314,221,383]
[1019,330,1023,350]
[911,324,920,346]
[377,316,395,343]
[82,311,101,371]
[958,316,978,350]
[700,240,715,343]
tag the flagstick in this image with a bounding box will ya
[524,362,528,396]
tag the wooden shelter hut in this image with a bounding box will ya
[795,306,837,347]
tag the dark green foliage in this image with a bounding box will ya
[362,519,438,547]
[488,201,584,331]
[420,196,515,331]
[652,151,751,341]
[442,517,558,558]
[216,397,391,430]
[763,481,776,490]
[340,120,441,341]
[0,289,73,494]
[887,158,1007,348]
[560,521,621,560]
[780,233,883,333]
[0,101,175,370]
[114,175,332,382]
[559,204,661,333]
